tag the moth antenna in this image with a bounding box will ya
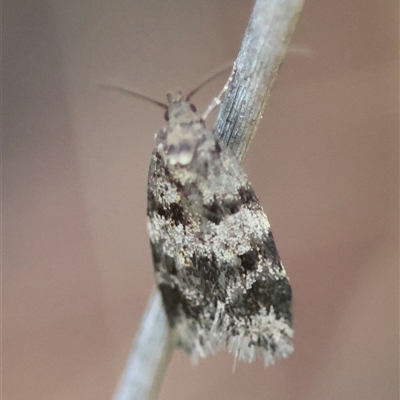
[99,83,168,110]
[186,64,233,101]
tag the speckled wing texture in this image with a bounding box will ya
[147,92,293,366]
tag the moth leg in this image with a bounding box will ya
[201,63,237,120]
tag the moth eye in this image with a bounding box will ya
[164,110,169,121]
[190,103,197,113]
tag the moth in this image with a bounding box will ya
[146,86,293,366]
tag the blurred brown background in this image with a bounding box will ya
[3,1,398,399]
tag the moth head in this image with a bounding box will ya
[165,91,199,125]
